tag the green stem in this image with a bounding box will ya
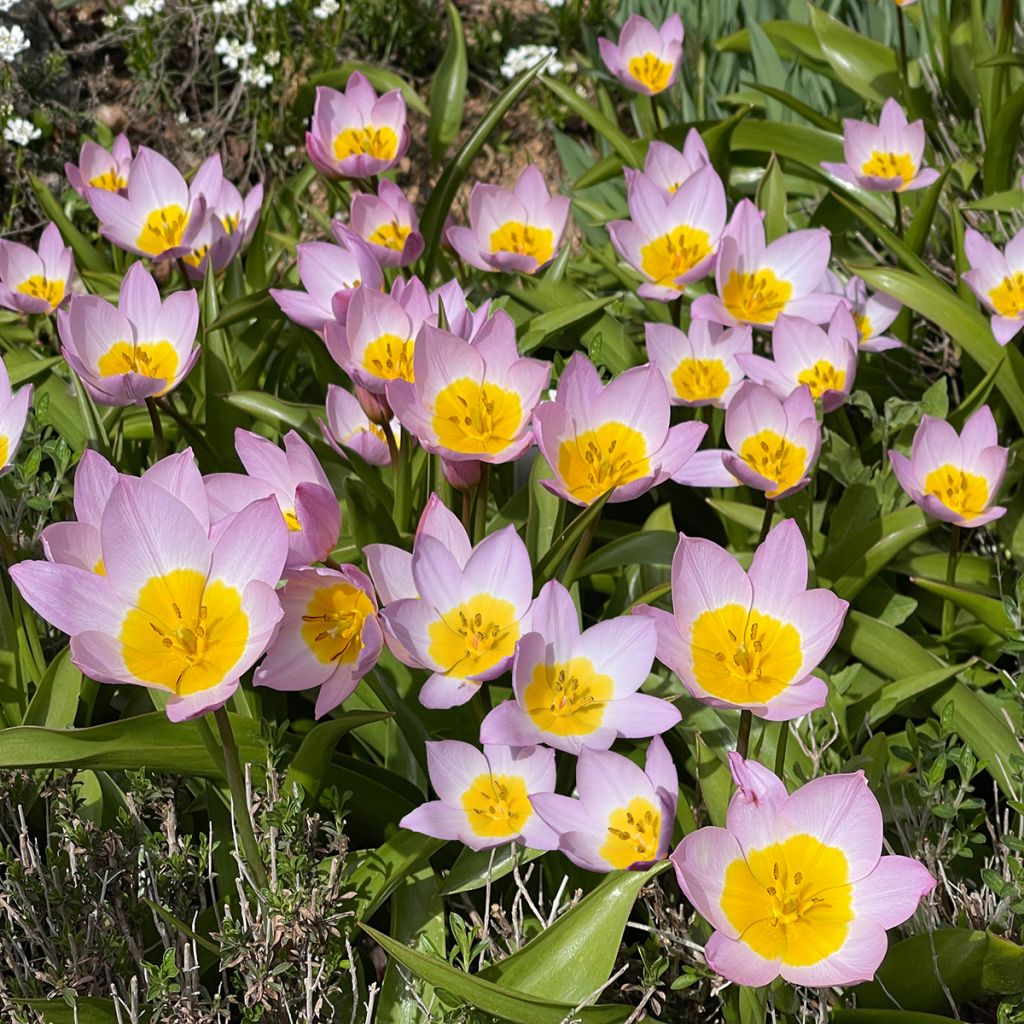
[896,8,909,97]
[156,398,218,463]
[394,429,412,533]
[942,524,961,639]
[212,706,269,890]
[0,527,17,568]
[775,720,789,778]
[381,417,400,468]
[833,405,857,448]
[736,709,753,761]
[561,518,599,591]
[757,499,775,545]
[461,489,473,533]
[145,397,166,460]
[893,190,904,239]
[473,462,491,544]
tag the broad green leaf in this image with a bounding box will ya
[439,844,545,895]
[348,831,445,921]
[200,265,247,467]
[983,84,1024,194]
[221,391,322,435]
[539,77,639,167]
[579,530,677,576]
[519,295,621,354]
[756,153,787,242]
[905,167,951,257]
[850,662,972,729]
[207,289,278,331]
[840,610,943,678]
[911,577,1013,638]
[362,924,632,1024]
[17,997,119,1023]
[534,489,613,587]
[716,21,827,67]
[833,1011,973,1024]
[28,176,110,273]
[428,2,468,164]
[741,81,840,131]
[22,646,81,728]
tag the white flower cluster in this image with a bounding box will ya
[4,117,40,146]
[239,63,272,88]
[0,0,20,13]
[101,12,118,27]
[211,0,247,13]
[499,44,563,81]
[259,0,289,7]
[264,48,280,67]
[215,35,256,69]
[311,0,338,18]
[123,0,165,22]
[0,24,29,62]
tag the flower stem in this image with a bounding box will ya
[757,499,775,545]
[561,517,599,591]
[942,524,961,640]
[893,190,904,238]
[145,397,166,460]
[473,462,491,544]
[393,429,412,534]
[896,8,909,95]
[212,706,269,891]
[736,709,753,760]
[775,720,789,778]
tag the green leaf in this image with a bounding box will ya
[22,646,81,728]
[349,831,446,922]
[439,843,545,895]
[361,924,632,1024]
[534,489,613,587]
[740,81,840,131]
[911,577,1013,638]
[852,662,972,729]
[519,294,621,354]
[220,391,322,435]
[539,77,639,167]
[756,153,787,242]
[428,2,468,164]
[983,84,1024,194]
[579,530,677,576]
[28,176,110,273]
[833,1011,973,1024]
[855,928,1024,1013]
[17,997,120,1023]
[905,167,951,257]
[207,289,278,331]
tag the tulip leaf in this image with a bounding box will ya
[982,84,1024,194]
[579,530,677,576]
[905,166,951,257]
[534,489,613,587]
[428,2,468,164]
[756,153,787,242]
[850,662,972,729]
[28,175,110,274]
[22,646,81,728]
[220,390,322,437]
[519,295,622,354]
[833,1011,972,1024]
[207,289,278,331]
[911,577,1014,638]
[349,830,446,922]
[439,843,545,895]
[539,77,640,167]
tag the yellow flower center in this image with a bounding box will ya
[426,593,520,679]
[89,168,127,191]
[639,225,712,288]
[722,269,794,325]
[739,429,807,498]
[300,581,374,665]
[460,773,532,838]
[282,509,302,532]
[488,221,555,266]
[988,272,1024,318]
[690,603,802,705]
[96,340,180,391]
[523,656,613,737]
[0,436,7,469]
[333,125,399,162]
[671,357,730,402]
[220,211,240,235]
[93,558,106,575]
[183,245,209,269]
[432,378,524,457]
[860,150,915,189]
[599,797,662,868]
[721,834,853,967]
[796,360,846,400]
[136,204,190,255]
[923,463,989,520]
[368,220,411,251]
[119,568,248,695]
[853,311,872,344]
[627,52,673,93]
[16,274,65,310]
[362,333,415,383]
[557,421,651,505]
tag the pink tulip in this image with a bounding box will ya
[56,262,199,406]
[321,383,392,467]
[646,319,752,408]
[598,14,684,96]
[446,166,570,275]
[635,520,847,720]
[65,133,133,198]
[888,406,1008,527]
[624,130,710,197]
[345,179,423,267]
[826,273,902,353]
[673,755,934,987]
[0,223,74,316]
[963,227,1024,346]
[306,71,410,179]
[0,355,31,476]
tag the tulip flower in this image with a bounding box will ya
[88,147,210,259]
[691,200,838,328]
[322,383,392,467]
[0,356,31,476]
[480,580,678,754]
[346,179,424,268]
[377,520,534,708]
[306,71,410,179]
[737,307,859,413]
[65,132,133,197]
[0,223,74,316]
[533,353,706,506]
[205,428,341,568]
[446,166,570,275]
[183,164,264,278]
[530,736,677,872]
[963,227,1024,346]
[598,13,684,96]
[608,164,727,300]
[827,273,902,353]
[57,262,200,407]
[387,313,550,465]
[270,230,383,334]
[442,457,481,492]
[888,406,1008,527]
[646,319,752,408]
[635,520,847,720]
[672,754,934,987]
[400,741,558,852]
[11,478,288,721]
[254,564,382,718]
[722,383,821,500]
[821,98,939,193]
[624,129,709,197]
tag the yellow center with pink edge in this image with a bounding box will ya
[923,463,990,520]
[333,125,399,163]
[627,52,673,94]
[362,332,415,383]
[557,421,651,505]
[738,429,808,498]
[16,274,65,310]
[136,204,190,255]
[89,168,126,191]
[427,593,520,680]
[860,150,915,189]
[720,834,853,966]
[97,339,180,390]
[301,581,374,665]
[119,568,248,695]
[689,603,803,705]
[988,272,1024,319]
[671,357,730,402]
[524,656,613,737]
[0,436,8,470]
[368,220,411,251]
[431,378,524,457]
[796,361,846,400]
[460,772,532,838]
[488,222,555,267]
[599,797,662,868]
[721,268,793,325]
[640,225,712,289]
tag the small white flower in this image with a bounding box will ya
[499,44,562,81]
[264,48,280,67]
[0,102,13,119]
[0,0,21,12]
[212,0,247,12]
[176,111,189,124]
[259,0,289,7]
[189,125,207,140]
[311,0,338,18]
[0,25,31,62]
[215,35,256,70]
[123,0,164,21]
[101,12,118,26]
[240,62,272,89]
[4,117,41,146]
[283,144,296,156]
[540,0,565,7]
